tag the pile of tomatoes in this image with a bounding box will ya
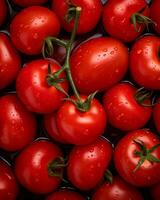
[0,0,160,199]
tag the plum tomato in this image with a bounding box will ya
[16,59,68,113]
[70,37,129,94]
[13,0,48,7]
[103,82,152,131]
[114,129,160,187]
[153,98,160,133]
[150,0,160,34]
[15,140,63,194]
[0,33,21,90]
[67,137,112,190]
[150,182,160,200]
[10,6,60,55]
[0,0,7,27]
[52,0,102,34]
[0,94,36,151]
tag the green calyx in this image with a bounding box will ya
[133,139,160,172]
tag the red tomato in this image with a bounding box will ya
[52,0,102,34]
[114,129,160,187]
[103,82,152,131]
[13,0,48,7]
[0,0,7,26]
[153,99,160,133]
[15,140,63,194]
[150,0,160,34]
[92,176,144,200]
[43,112,67,143]
[150,182,160,200]
[16,59,68,113]
[0,159,19,200]
[56,95,107,145]
[46,190,85,200]
[103,0,149,42]
[130,35,160,90]
[10,6,60,55]
[67,137,112,190]
[0,33,21,90]
[0,94,36,151]
[70,37,129,94]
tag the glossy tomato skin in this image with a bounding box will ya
[13,0,48,7]
[56,95,107,145]
[114,129,160,187]
[92,176,144,200]
[153,99,160,133]
[0,33,21,90]
[0,94,36,151]
[10,6,60,55]
[103,83,152,131]
[52,0,102,34]
[15,140,63,194]
[16,59,68,113]
[0,0,7,26]
[130,35,160,89]
[0,159,19,200]
[150,182,160,200]
[67,137,112,190]
[150,0,160,34]
[46,190,85,200]
[43,112,67,143]
[70,37,129,94]
[103,0,149,42]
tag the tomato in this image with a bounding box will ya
[153,99,160,133]
[43,112,67,143]
[67,137,112,190]
[70,37,129,94]
[150,182,160,200]
[92,176,144,200]
[0,94,36,151]
[103,0,149,42]
[16,59,68,113]
[15,140,63,194]
[10,6,60,55]
[46,190,85,200]
[13,0,48,7]
[0,33,21,90]
[114,129,160,187]
[103,82,152,131]
[130,35,160,90]
[52,0,102,34]
[150,0,160,34]
[0,0,7,26]
[0,159,19,200]
[56,95,107,145]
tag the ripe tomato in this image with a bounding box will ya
[103,82,152,131]
[56,95,107,145]
[0,94,36,151]
[130,35,160,90]
[46,190,85,200]
[10,6,60,55]
[0,0,7,26]
[92,176,144,200]
[153,99,160,133]
[0,33,21,90]
[0,159,19,200]
[103,0,149,42]
[70,37,129,94]
[150,182,160,200]
[15,140,63,194]
[43,112,67,143]
[67,137,112,190]
[150,0,160,34]
[16,59,68,113]
[114,129,160,187]
[52,0,102,34]
[13,0,48,7]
